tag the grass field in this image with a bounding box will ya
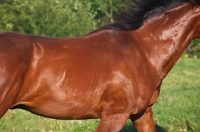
[0,56,200,132]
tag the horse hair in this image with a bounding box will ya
[89,0,200,34]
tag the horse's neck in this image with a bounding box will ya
[132,3,200,79]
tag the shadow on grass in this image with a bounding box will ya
[120,123,167,132]
[186,121,194,132]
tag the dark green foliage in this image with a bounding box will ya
[0,0,131,37]
[0,0,97,37]
[185,39,200,58]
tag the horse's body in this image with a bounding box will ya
[1,0,200,131]
[1,31,157,119]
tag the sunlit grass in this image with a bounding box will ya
[0,56,200,132]
[152,57,200,132]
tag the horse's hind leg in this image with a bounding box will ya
[0,81,20,118]
[0,71,25,118]
[0,101,11,119]
[95,113,129,132]
[0,90,14,118]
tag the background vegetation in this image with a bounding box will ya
[0,0,130,37]
[0,0,200,131]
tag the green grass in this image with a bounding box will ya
[153,56,200,132]
[0,57,200,132]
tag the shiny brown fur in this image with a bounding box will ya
[1,1,200,132]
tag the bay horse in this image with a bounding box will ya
[0,0,200,131]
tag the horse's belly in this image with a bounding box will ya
[16,95,100,120]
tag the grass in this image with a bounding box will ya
[152,56,200,132]
[0,56,200,132]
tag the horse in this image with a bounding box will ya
[0,0,200,131]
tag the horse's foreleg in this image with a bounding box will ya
[95,113,129,132]
[131,86,160,132]
[131,107,156,132]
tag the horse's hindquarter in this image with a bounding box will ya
[0,32,33,118]
[14,31,157,119]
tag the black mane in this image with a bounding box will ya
[90,0,200,33]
